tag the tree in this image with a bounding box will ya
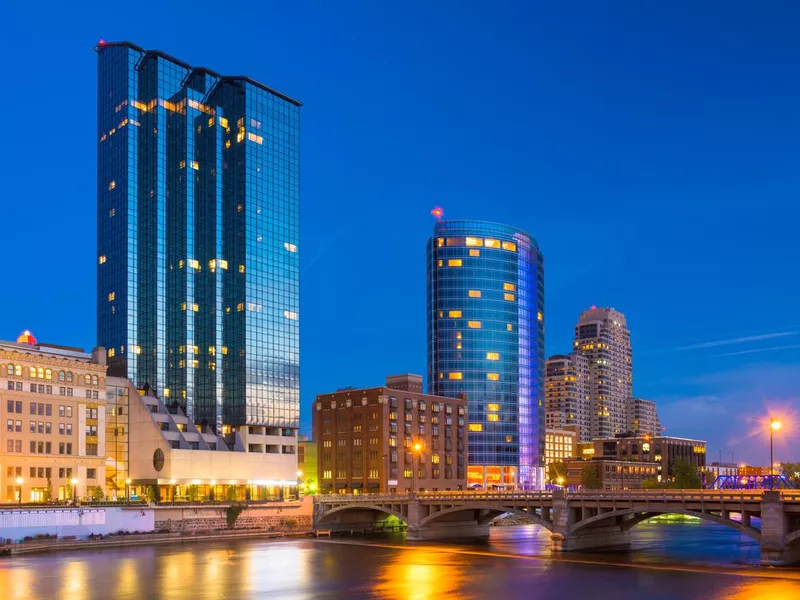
[223,503,246,529]
[92,486,105,502]
[642,478,666,490]
[668,459,702,489]
[44,477,53,503]
[145,485,156,503]
[781,463,800,487]
[581,463,601,489]
[548,462,566,484]
[188,484,199,502]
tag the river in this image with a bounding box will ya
[1,521,799,599]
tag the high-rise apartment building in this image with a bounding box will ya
[544,353,591,442]
[427,220,545,489]
[95,42,300,436]
[573,307,632,440]
[627,397,661,436]
[313,375,468,494]
[1,333,107,503]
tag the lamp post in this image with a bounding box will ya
[412,442,422,493]
[15,477,23,506]
[769,418,782,488]
[70,478,78,503]
[125,478,132,503]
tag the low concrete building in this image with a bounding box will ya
[564,459,659,490]
[113,378,298,502]
[1,332,107,503]
[313,374,468,494]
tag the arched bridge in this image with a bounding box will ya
[314,489,800,565]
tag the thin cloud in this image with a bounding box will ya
[641,331,798,355]
[708,344,800,358]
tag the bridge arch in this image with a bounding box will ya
[570,507,761,542]
[785,530,800,546]
[419,504,553,531]
[315,503,407,525]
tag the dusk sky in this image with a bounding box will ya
[1,1,798,465]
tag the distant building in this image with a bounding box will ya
[739,465,772,477]
[427,220,545,488]
[573,307,632,440]
[707,462,738,480]
[545,353,590,441]
[563,459,658,490]
[590,435,707,484]
[626,397,661,436]
[544,427,578,468]
[118,378,298,502]
[1,333,107,503]
[313,374,468,494]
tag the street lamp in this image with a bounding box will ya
[125,478,132,503]
[412,442,422,493]
[70,478,78,503]
[556,476,565,488]
[769,418,782,486]
[15,477,23,506]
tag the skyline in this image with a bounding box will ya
[2,1,799,464]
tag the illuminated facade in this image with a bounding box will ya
[1,334,107,503]
[96,42,300,436]
[544,427,577,467]
[313,374,468,494]
[627,397,661,436]
[427,220,544,489]
[544,353,591,442]
[591,435,707,484]
[573,307,632,440]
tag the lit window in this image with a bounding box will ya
[108,348,115,358]
[502,241,517,252]
[109,208,115,218]
[181,302,187,311]
[133,346,141,354]
[485,238,500,248]
[221,346,228,355]
[488,414,499,422]
[448,310,462,318]
[247,132,263,144]
[225,140,231,149]
[239,265,245,273]
[448,372,463,380]
[455,342,462,349]
[469,249,480,257]
[468,423,483,432]
[507,324,513,331]
[437,238,444,247]
[191,161,199,170]
[504,293,515,302]
[468,321,481,329]
[192,303,199,312]
[486,352,499,361]
[538,311,543,321]
[448,259,462,267]
[284,242,297,252]
[506,435,513,443]
[208,117,214,127]
[163,388,170,398]
[487,373,499,381]
[456,332,462,339]
[487,403,500,411]
[437,259,443,267]
[187,259,200,270]
[468,290,481,298]
[108,292,115,302]
[208,259,217,271]
[98,255,106,264]
[218,259,228,270]
[180,160,186,169]
[503,282,515,291]
[465,237,482,247]
[237,303,244,312]
[218,117,229,128]
[284,310,298,320]
[108,180,116,191]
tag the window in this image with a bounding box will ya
[447,259,462,267]
[487,373,499,381]
[538,311,543,321]
[504,293,515,302]
[467,321,481,329]
[66,424,72,435]
[87,468,96,480]
[5,419,11,432]
[448,310,462,318]
[468,423,483,432]
[66,372,73,383]
[468,290,481,298]
[502,241,517,251]
[108,292,115,302]
[484,238,500,248]
[465,237,482,247]
[448,372,462,380]
[469,249,480,257]
[16,401,22,413]
[503,282,515,291]
[7,400,13,413]
[45,369,52,380]
[488,414,499,422]
[323,470,332,479]
[507,324,513,331]
[59,423,65,435]
[486,352,499,361]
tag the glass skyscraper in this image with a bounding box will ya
[96,42,300,433]
[427,220,544,488]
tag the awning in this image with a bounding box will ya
[350,483,363,489]
[366,482,380,489]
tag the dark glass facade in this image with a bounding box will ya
[96,42,300,431]
[427,220,544,488]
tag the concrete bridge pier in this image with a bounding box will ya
[549,490,631,553]
[406,497,490,541]
[760,491,800,566]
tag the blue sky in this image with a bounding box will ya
[1,1,798,465]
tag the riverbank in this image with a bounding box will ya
[1,527,311,557]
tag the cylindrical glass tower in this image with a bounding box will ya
[427,220,544,489]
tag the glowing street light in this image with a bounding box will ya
[412,443,423,493]
[769,418,782,485]
[125,478,132,503]
[556,476,565,487]
[70,478,79,503]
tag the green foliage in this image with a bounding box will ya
[188,484,199,502]
[282,518,297,530]
[668,459,702,489]
[224,503,246,529]
[44,477,53,502]
[781,462,800,486]
[548,462,566,483]
[145,485,156,503]
[227,485,238,502]
[580,463,601,489]
[91,486,105,502]
[642,478,666,490]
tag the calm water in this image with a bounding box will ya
[1,522,799,599]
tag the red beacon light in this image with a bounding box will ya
[430,206,444,220]
[98,39,106,46]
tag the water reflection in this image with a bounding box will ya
[723,580,800,600]
[373,550,469,599]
